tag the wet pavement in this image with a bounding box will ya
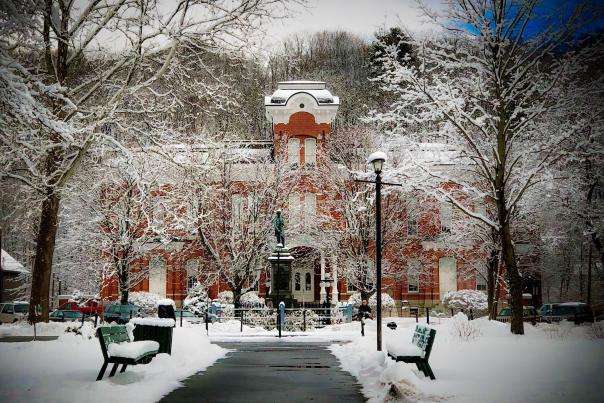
[160,341,365,403]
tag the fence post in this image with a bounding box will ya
[210,302,217,321]
[205,311,209,335]
[240,309,244,332]
[470,308,474,321]
[81,312,85,326]
[94,313,98,327]
[361,317,365,336]
[415,309,419,323]
[426,307,430,324]
[346,304,353,322]
[279,302,285,334]
[277,309,281,338]
[180,309,183,327]
[303,309,307,332]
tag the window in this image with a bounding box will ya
[288,192,301,222]
[186,259,200,291]
[295,272,301,291]
[408,216,418,237]
[288,138,300,167]
[476,273,487,291]
[153,198,166,229]
[304,138,316,166]
[407,259,420,293]
[232,194,243,223]
[305,273,312,291]
[440,202,452,233]
[305,192,316,226]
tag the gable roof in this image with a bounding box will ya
[1,249,29,274]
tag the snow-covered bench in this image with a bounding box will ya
[96,325,159,381]
[386,324,437,380]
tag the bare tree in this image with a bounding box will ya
[0,0,299,322]
[372,0,604,334]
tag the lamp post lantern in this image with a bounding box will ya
[368,151,386,351]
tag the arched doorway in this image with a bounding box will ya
[289,246,320,304]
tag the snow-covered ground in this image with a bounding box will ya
[1,316,602,403]
[0,322,226,403]
[330,315,604,403]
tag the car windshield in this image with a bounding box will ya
[14,304,28,313]
[50,311,62,317]
[499,308,511,316]
[63,311,82,318]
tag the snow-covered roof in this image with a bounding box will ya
[265,81,340,125]
[1,249,29,274]
[265,81,340,106]
[367,151,387,163]
[558,302,589,306]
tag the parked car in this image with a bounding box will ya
[175,310,204,325]
[58,299,103,316]
[0,302,29,324]
[538,303,559,318]
[540,302,593,324]
[49,309,88,322]
[496,306,538,324]
[103,304,142,324]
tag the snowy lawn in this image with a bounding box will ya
[0,322,226,403]
[330,315,604,403]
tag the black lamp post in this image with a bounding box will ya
[368,151,386,352]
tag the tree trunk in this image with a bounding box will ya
[28,189,61,323]
[119,260,129,304]
[487,249,498,320]
[587,241,592,306]
[500,220,524,334]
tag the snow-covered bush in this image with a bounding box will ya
[129,291,162,315]
[370,293,395,312]
[589,321,604,339]
[450,312,481,341]
[243,308,276,330]
[183,282,209,315]
[442,290,488,314]
[347,293,363,307]
[64,322,95,339]
[347,293,395,312]
[216,290,234,304]
[284,309,320,331]
[240,291,265,307]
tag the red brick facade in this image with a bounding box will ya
[101,81,497,310]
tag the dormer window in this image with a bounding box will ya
[271,97,286,104]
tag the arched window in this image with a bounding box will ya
[295,272,301,291]
[185,258,200,292]
[304,138,316,166]
[407,259,420,293]
[304,193,316,226]
[288,138,300,167]
[305,273,312,291]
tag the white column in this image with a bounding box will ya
[320,250,326,303]
[330,256,339,305]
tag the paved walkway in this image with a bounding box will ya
[160,341,365,403]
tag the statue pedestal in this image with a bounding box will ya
[268,244,296,308]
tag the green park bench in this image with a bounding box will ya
[386,324,437,380]
[96,325,159,381]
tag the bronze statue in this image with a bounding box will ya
[273,209,285,245]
